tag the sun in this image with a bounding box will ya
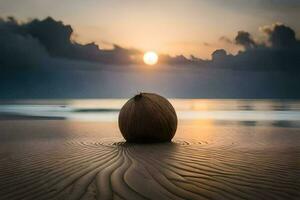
[143,51,158,65]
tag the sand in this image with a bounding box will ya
[0,120,299,200]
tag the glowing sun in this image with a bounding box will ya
[143,51,158,65]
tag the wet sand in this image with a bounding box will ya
[0,120,299,200]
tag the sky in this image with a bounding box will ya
[0,0,300,99]
[1,0,300,59]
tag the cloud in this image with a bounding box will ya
[211,49,227,61]
[0,17,145,70]
[235,31,256,50]
[264,24,298,48]
[211,23,300,70]
[0,17,49,70]
[24,17,146,64]
[0,16,299,71]
[219,36,233,44]
[0,17,299,99]
[25,17,73,56]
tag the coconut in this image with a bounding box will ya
[118,93,177,143]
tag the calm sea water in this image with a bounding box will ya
[1,99,300,126]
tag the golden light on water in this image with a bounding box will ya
[143,51,158,65]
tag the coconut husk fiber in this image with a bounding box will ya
[118,93,177,143]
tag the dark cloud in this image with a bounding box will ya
[0,17,299,99]
[235,31,256,49]
[1,16,199,69]
[0,16,299,72]
[265,24,297,48]
[219,36,233,44]
[24,17,145,64]
[211,24,300,71]
[159,54,194,65]
[0,17,144,70]
[212,49,227,61]
[25,17,73,56]
[0,17,49,69]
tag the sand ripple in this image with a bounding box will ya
[0,138,299,200]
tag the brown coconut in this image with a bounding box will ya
[118,93,177,143]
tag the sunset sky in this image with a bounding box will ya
[1,0,300,59]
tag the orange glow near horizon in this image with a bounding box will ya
[1,1,298,59]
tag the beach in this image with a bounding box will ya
[1,1,300,199]
[0,100,299,200]
[0,121,299,200]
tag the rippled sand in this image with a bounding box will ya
[0,120,299,200]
